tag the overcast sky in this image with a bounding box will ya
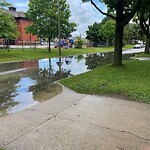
[7,0,106,37]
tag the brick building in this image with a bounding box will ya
[1,7,38,45]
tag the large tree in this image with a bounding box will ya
[0,9,19,50]
[138,0,150,54]
[26,0,76,52]
[82,0,142,66]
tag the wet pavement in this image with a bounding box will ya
[0,85,149,150]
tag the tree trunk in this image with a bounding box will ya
[48,37,51,52]
[113,22,124,66]
[7,39,10,52]
[93,42,98,47]
[145,36,150,54]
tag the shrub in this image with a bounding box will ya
[74,37,83,48]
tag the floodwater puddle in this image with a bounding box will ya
[0,52,132,116]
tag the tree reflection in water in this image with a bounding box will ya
[0,52,132,115]
[0,74,21,116]
[28,58,72,101]
[85,52,114,70]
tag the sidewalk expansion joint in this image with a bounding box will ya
[5,116,54,146]
[53,95,88,116]
[57,116,150,142]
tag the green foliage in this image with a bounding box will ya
[86,18,115,46]
[74,37,84,48]
[134,53,150,57]
[26,0,76,39]
[86,22,104,47]
[0,9,19,39]
[60,60,150,103]
[99,19,115,46]
[0,0,11,7]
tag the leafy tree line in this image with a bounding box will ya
[86,18,115,47]
[86,17,144,47]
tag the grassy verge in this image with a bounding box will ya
[60,60,150,103]
[134,53,150,57]
[0,45,133,63]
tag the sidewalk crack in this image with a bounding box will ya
[57,116,150,142]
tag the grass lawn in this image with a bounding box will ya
[134,53,150,57]
[60,60,150,104]
[0,45,133,63]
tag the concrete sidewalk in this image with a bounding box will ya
[0,85,150,150]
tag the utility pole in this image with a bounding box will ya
[58,0,61,56]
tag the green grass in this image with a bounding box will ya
[0,148,5,150]
[60,60,150,103]
[0,45,133,63]
[134,53,150,57]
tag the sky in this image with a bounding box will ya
[7,0,106,37]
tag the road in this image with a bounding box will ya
[123,47,144,54]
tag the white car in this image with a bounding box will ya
[134,44,144,49]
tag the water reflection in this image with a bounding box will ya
[0,74,21,116]
[0,52,132,116]
[85,52,114,70]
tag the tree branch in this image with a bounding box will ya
[91,0,116,20]
[140,16,148,35]
[122,0,142,26]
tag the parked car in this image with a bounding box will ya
[133,43,145,49]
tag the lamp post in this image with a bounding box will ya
[58,0,61,56]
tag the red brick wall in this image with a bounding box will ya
[15,18,38,45]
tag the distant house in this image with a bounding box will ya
[1,7,38,45]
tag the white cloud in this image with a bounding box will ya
[67,0,106,37]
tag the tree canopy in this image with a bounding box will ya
[0,9,19,40]
[100,19,115,46]
[86,18,115,47]
[26,0,76,52]
[86,22,103,47]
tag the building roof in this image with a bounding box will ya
[4,7,25,18]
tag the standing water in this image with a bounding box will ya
[0,52,131,116]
